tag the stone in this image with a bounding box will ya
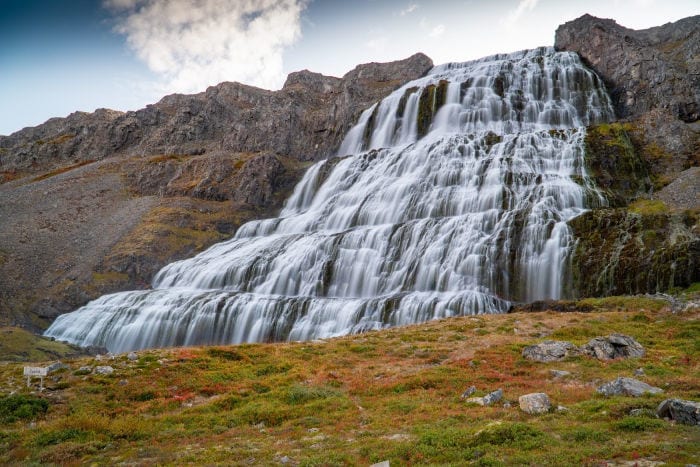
[370,462,390,467]
[656,398,700,425]
[127,352,138,361]
[77,366,92,373]
[597,377,663,397]
[550,370,571,378]
[464,389,503,407]
[518,393,551,414]
[580,334,645,360]
[522,341,578,362]
[46,362,69,373]
[94,366,115,375]
[483,389,503,406]
[634,368,645,376]
[460,386,477,398]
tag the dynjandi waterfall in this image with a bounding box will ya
[46,47,614,352]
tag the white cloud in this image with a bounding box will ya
[501,0,539,28]
[104,0,308,93]
[429,24,445,38]
[400,3,419,16]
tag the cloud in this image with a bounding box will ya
[501,0,539,28]
[104,0,308,93]
[400,3,419,16]
[429,24,445,38]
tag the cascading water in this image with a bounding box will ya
[45,47,614,352]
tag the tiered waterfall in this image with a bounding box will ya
[45,47,614,352]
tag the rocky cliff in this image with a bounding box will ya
[555,15,699,297]
[0,54,433,329]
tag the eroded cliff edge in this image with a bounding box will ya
[0,54,433,329]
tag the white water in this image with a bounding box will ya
[45,47,613,352]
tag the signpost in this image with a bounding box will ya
[23,366,48,390]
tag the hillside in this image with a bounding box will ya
[1,296,698,464]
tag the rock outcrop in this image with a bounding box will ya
[580,334,645,360]
[0,54,433,329]
[522,341,579,362]
[0,53,433,178]
[556,14,700,189]
[558,16,699,298]
[657,398,700,425]
[597,377,663,397]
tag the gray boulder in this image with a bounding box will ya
[581,334,645,360]
[522,341,578,362]
[127,352,138,361]
[465,389,503,406]
[94,366,115,375]
[657,399,700,425]
[597,377,663,397]
[519,393,551,414]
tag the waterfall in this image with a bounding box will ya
[45,47,613,352]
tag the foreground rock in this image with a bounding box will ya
[597,377,663,397]
[519,393,551,414]
[465,389,503,406]
[580,334,645,360]
[522,341,578,362]
[656,398,700,425]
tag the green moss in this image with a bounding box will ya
[628,199,668,215]
[584,123,651,206]
[569,208,699,297]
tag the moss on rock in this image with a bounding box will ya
[584,123,652,206]
[569,208,699,297]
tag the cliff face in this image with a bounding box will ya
[555,14,700,180]
[0,54,433,178]
[556,15,700,297]
[0,54,433,330]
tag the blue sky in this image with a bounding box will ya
[1,0,698,135]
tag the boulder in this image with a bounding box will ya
[550,370,571,378]
[656,399,700,425]
[465,389,503,406]
[94,366,115,375]
[597,377,663,397]
[580,334,645,360]
[460,386,476,398]
[522,341,578,362]
[127,352,138,361]
[519,393,551,414]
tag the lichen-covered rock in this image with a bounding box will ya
[519,393,551,414]
[656,398,700,425]
[522,341,578,362]
[597,377,663,397]
[580,334,645,360]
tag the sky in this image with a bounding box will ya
[1,0,698,135]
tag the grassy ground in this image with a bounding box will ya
[0,298,698,465]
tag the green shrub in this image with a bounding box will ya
[615,416,665,432]
[0,394,49,423]
[285,385,340,405]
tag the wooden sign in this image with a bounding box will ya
[23,367,48,377]
[23,366,48,389]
